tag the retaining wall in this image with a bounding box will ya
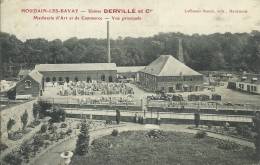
[0,100,36,141]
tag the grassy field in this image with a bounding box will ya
[71,131,257,165]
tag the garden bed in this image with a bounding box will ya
[72,130,257,165]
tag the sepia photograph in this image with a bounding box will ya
[0,0,260,164]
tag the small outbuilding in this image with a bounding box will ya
[16,70,43,97]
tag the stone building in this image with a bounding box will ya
[139,55,203,93]
[35,63,117,83]
[16,70,43,97]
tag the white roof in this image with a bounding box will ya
[140,55,202,76]
[35,63,117,72]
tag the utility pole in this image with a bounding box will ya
[107,21,111,63]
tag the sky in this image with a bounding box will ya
[1,0,260,41]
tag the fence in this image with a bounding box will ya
[65,108,253,125]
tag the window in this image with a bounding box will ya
[169,87,174,93]
[52,77,56,82]
[109,76,113,82]
[247,85,250,91]
[101,75,105,81]
[87,77,92,83]
[253,86,257,92]
[25,80,32,88]
[46,77,50,82]
[176,84,182,90]
[58,77,63,81]
[65,77,70,83]
[75,77,79,82]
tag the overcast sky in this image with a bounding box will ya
[1,0,260,41]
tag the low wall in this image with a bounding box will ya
[147,106,258,116]
[66,113,250,126]
[59,103,142,111]
[0,100,36,141]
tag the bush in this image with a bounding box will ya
[49,106,66,123]
[48,125,57,134]
[75,119,90,155]
[0,142,8,151]
[116,110,120,124]
[111,129,119,136]
[27,123,35,128]
[42,134,50,140]
[3,152,22,165]
[20,140,31,159]
[91,139,112,151]
[195,131,207,139]
[218,140,240,150]
[33,103,39,121]
[40,124,48,133]
[8,131,23,141]
[21,110,29,130]
[32,120,41,126]
[146,129,167,139]
[22,128,31,134]
[33,134,44,148]
[59,131,67,139]
[7,118,16,132]
[66,128,73,135]
[38,101,52,118]
[60,123,67,128]
[236,124,253,139]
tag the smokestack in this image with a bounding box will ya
[107,21,111,63]
[178,38,184,63]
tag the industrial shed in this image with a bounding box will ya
[35,63,117,83]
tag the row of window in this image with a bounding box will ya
[159,76,202,82]
[45,75,113,83]
[238,83,257,92]
[141,73,202,82]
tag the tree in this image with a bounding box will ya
[38,101,52,118]
[7,87,16,100]
[20,140,31,161]
[21,110,28,130]
[253,113,260,161]
[40,124,47,133]
[194,112,200,128]
[7,118,16,133]
[116,109,121,124]
[32,103,39,121]
[75,119,90,155]
[49,106,66,123]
